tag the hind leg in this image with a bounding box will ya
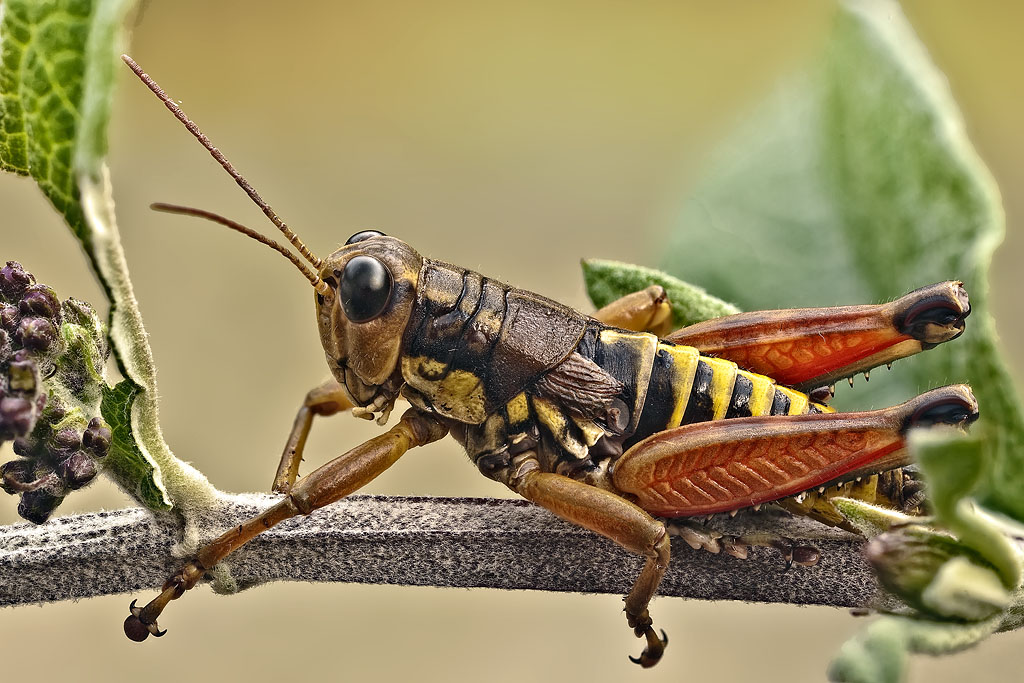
[665,281,969,391]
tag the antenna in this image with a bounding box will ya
[121,54,324,270]
[150,203,331,297]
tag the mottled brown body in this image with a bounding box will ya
[390,255,837,509]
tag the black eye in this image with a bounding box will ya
[346,230,386,245]
[339,256,393,322]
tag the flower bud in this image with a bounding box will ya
[0,262,34,301]
[51,427,83,455]
[0,458,34,493]
[17,476,66,524]
[0,395,35,439]
[56,451,98,489]
[14,317,57,352]
[19,284,61,321]
[865,526,992,617]
[83,417,112,458]
[0,305,18,332]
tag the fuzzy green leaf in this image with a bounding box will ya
[0,0,218,513]
[100,380,168,510]
[663,1,1024,519]
[582,258,739,328]
[651,0,1024,676]
[0,0,126,254]
[828,614,1009,683]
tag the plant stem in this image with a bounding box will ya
[2,494,882,607]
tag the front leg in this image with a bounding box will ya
[512,469,671,668]
[273,378,352,493]
[124,409,448,642]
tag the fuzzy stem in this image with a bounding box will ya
[2,494,883,608]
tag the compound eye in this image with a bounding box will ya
[339,255,393,323]
[346,230,386,245]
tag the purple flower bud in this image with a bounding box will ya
[17,477,66,524]
[12,436,33,457]
[56,451,98,489]
[0,262,34,302]
[0,395,35,439]
[51,427,83,453]
[19,284,61,321]
[83,417,112,458]
[14,317,56,352]
[0,305,18,332]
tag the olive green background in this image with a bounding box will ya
[2,2,1022,681]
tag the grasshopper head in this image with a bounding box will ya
[316,232,422,409]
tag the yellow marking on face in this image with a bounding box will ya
[776,386,809,415]
[743,371,777,417]
[663,344,700,428]
[704,356,738,420]
[506,392,530,424]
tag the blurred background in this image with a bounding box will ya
[1,1,1021,681]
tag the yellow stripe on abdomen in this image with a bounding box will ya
[664,344,700,428]
[704,357,738,421]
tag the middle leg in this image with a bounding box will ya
[512,468,671,668]
[273,378,353,493]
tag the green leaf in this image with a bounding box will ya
[101,380,169,510]
[831,497,917,538]
[663,1,1024,518]
[0,0,218,513]
[866,525,1008,621]
[581,258,739,328]
[828,614,1006,683]
[0,0,123,257]
[652,0,1024,675]
[828,618,908,683]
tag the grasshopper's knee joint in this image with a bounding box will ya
[901,385,979,431]
[651,528,670,566]
[894,281,970,345]
[400,409,448,446]
[285,490,315,516]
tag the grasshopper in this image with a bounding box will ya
[120,56,978,667]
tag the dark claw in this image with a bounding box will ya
[628,627,668,668]
[153,627,167,637]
